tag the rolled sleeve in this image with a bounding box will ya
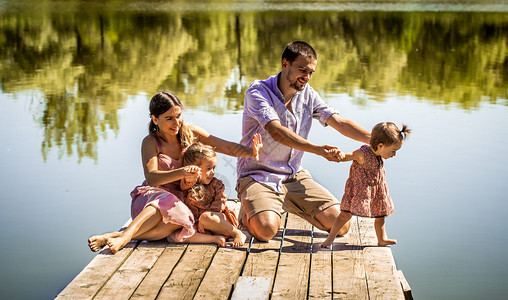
[312,92,339,126]
[245,85,280,128]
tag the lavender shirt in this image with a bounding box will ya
[236,73,339,193]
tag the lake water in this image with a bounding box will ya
[1,1,508,299]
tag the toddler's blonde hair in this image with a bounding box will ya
[370,122,412,151]
[182,142,217,204]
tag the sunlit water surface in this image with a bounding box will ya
[1,1,508,299]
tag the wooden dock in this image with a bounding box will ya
[57,200,412,299]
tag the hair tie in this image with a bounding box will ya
[181,146,189,154]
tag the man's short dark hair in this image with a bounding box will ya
[281,41,317,63]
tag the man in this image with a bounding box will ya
[236,41,370,241]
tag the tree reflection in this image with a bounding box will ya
[0,5,507,161]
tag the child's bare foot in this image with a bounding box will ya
[321,238,333,249]
[378,239,397,246]
[107,235,132,254]
[230,229,247,247]
[213,236,226,247]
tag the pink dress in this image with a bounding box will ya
[340,145,394,218]
[130,135,196,242]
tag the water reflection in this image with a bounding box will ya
[1,2,507,161]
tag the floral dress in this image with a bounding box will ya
[340,145,394,218]
[130,135,196,242]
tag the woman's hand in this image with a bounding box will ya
[251,133,263,161]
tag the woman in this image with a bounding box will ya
[88,91,262,253]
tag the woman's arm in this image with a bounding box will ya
[190,124,262,159]
[141,135,192,186]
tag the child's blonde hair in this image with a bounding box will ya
[182,142,217,167]
[370,122,412,151]
[182,142,217,203]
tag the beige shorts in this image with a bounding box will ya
[237,169,339,222]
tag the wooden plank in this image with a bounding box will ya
[93,240,166,299]
[58,205,409,300]
[331,216,368,299]
[230,277,271,300]
[358,217,404,299]
[157,244,217,300]
[194,247,248,299]
[130,242,186,299]
[226,198,241,216]
[308,227,333,299]
[241,213,285,280]
[55,241,137,300]
[271,213,312,300]
[397,270,414,300]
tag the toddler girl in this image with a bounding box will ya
[181,142,247,247]
[322,122,411,248]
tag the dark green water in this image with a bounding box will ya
[1,1,508,299]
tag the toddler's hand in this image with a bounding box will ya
[336,151,346,162]
[197,221,205,234]
[183,165,201,185]
[322,145,341,162]
[252,133,263,160]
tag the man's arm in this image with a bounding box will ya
[265,120,340,162]
[325,114,371,144]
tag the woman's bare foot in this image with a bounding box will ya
[88,232,121,252]
[107,235,132,254]
[230,229,247,247]
[378,238,397,246]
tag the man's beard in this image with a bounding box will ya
[287,73,305,91]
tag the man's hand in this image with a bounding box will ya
[319,145,344,162]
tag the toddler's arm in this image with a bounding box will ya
[210,178,227,212]
[338,148,365,164]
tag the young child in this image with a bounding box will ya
[321,122,411,248]
[181,142,247,247]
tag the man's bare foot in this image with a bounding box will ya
[88,231,121,252]
[378,239,397,246]
[230,229,247,247]
[107,235,132,254]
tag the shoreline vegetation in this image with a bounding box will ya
[1,2,507,162]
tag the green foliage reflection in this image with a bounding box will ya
[1,6,507,161]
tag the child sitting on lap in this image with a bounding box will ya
[181,142,248,247]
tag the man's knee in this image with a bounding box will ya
[249,212,280,242]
